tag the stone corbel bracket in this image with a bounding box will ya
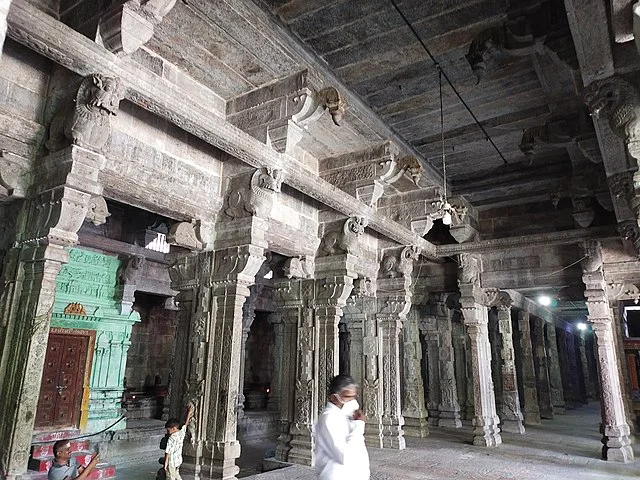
[167,220,206,251]
[318,216,368,257]
[607,282,640,302]
[283,255,314,279]
[484,289,513,309]
[0,149,32,200]
[379,245,421,280]
[225,166,285,220]
[84,195,110,226]
[293,86,346,127]
[96,0,178,55]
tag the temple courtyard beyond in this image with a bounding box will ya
[3,0,640,479]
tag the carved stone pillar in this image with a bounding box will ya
[451,313,469,423]
[419,315,440,426]
[345,314,364,387]
[582,241,634,462]
[485,291,525,434]
[556,328,577,409]
[237,285,261,419]
[517,311,541,425]
[271,280,300,463]
[545,324,566,414]
[458,254,501,447]
[402,307,429,436]
[435,296,462,428]
[567,332,586,404]
[177,240,265,480]
[0,0,11,56]
[267,312,284,413]
[532,317,554,419]
[578,331,597,399]
[464,333,475,420]
[0,144,106,478]
[376,245,420,450]
[338,322,350,375]
[488,309,503,413]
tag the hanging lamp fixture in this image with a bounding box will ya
[437,67,455,226]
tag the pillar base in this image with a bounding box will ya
[540,408,554,420]
[472,417,502,447]
[438,411,462,428]
[524,411,541,426]
[602,425,634,463]
[427,409,440,426]
[500,419,525,434]
[287,433,313,466]
[403,414,429,437]
[274,423,292,462]
[603,444,634,463]
[381,417,406,450]
[553,405,566,415]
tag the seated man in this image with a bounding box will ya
[48,440,100,480]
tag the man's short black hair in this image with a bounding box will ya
[329,374,357,395]
[52,440,70,457]
[165,418,181,429]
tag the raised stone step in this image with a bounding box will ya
[31,440,90,461]
[28,450,95,473]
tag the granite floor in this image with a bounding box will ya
[118,403,640,480]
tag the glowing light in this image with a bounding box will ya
[576,322,587,331]
[537,295,552,307]
[442,205,452,225]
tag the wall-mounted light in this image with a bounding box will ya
[537,295,552,307]
[576,322,587,331]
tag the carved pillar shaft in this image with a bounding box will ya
[532,317,554,419]
[578,332,597,399]
[518,311,541,425]
[316,305,342,415]
[273,308,298,462]
[488,309,503,412]
[452,320,469,422]
[378,314,405,449]
[582,242,634,462]
[361,298,383,449]
[423,328,440,426]
[496,305,525,434]
[267,313,283,413]
[464,333,475,420]
[556,329,576,409]
[402,308,429,436]
[436,300,461,428]
[545,324,566,414]
[345,316,364,387]
[567,332,586,403]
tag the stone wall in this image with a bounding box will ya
[126,295,178,392]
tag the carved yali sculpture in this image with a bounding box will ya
[380,246,421,278]
[320,216,367,256]
[318,87,346,126]
[118,254,145,285]
[225,167,285,219]
[46,74,126,153]
[584,76,640,160]
[167,221,205,251]
[85,195,111,226]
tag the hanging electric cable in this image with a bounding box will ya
[389,0,508,165]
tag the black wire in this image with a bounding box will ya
[31,415,127,444]
[388,0,509,165]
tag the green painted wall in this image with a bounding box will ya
[51,248,140,432]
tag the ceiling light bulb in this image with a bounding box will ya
[442,211,452,225]
[537,295,551,307]
[577,322,587,331]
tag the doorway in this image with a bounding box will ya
[35,330,92,429]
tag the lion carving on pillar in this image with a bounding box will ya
[584,76,640,160]
[320,216,367,256]
[46,74,126,153]
[225,167,285,219]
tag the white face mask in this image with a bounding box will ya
[342,399,359,417]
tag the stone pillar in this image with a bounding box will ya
[338,322,350,375]
[402,307,429,436]
[0,0,11,57]
[271,280,301,463]
[267,312,284,413]
[376,245,420,450]
[451,313,469,423]
[237,288,258,419]
[556,328,577,409]
[582,241,634,462]
[532,317,554,419]
[345,313,364,387]
[578,331,597,399]
[567,331,587,404]
[517,311,541,425]
[488,309,503,413]
[485,291,524,434]
[420,317,441,426]
[464,333,475,420]
[0,145,105,479]
[458,254,501,447]
[545,324,566,414]
[435,296,462,428]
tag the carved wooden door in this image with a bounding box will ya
[35,334,88,429]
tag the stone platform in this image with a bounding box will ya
[118,404,638,479]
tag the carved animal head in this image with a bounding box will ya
[584,78,638,120]
[344,216,367,237]
[380,255,399,278]
[254,167,285,193]
[618,220,640,244]
[81,74,125,116]
[319,87,346,126]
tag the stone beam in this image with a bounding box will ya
[505,289,570,331]
[564,0,614,86]
[6,0,435,257]
[436,226,617,256]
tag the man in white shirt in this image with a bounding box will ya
[315,375,370,480]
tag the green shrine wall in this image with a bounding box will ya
[51,248,140,432]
